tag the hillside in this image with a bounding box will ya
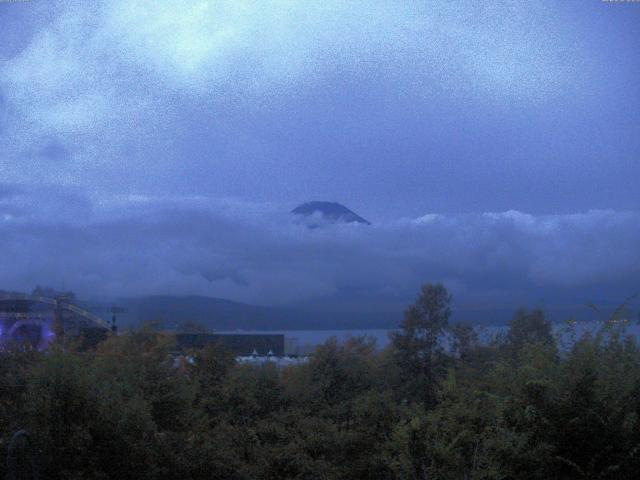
[117,295,397,331]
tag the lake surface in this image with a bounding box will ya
[218,321,640,354]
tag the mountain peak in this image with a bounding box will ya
[291,201,371,225]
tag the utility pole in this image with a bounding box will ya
[109,306,125,334]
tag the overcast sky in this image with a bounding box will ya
[1,1,638,316]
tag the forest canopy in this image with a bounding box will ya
[1,284,639,479]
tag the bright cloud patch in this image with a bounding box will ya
[0,0,588,187]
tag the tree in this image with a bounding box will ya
[391,283,452,408]
[506,308,553,352]
[449,322,478,361]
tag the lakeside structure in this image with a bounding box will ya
[175,332,311,357]
[0,290,113,350]
[173,332,310,369]
[175,333,286,356]
[0,289,311,362]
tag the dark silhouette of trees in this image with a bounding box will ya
[1,286,639,479]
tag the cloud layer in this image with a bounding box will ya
[0,2,638,315]
[1,186,637,310]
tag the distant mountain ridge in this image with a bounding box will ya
[117,295,396,331]
[292,201,371,225]
[110,295,604,332]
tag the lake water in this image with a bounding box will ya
[219,321,640,355]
